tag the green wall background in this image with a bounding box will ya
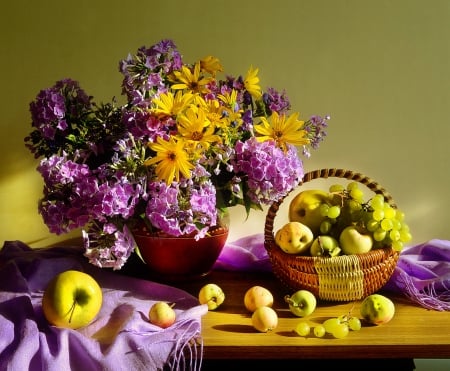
[1,0,449,247]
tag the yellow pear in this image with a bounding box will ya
[288,189,332,235]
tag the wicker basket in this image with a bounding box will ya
[264,168,400,302]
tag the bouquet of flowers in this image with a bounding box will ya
[25,39,330,270]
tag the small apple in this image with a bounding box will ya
[289,189,333,235]
[310,235,341,257]
[339,225,373,255]
[284,289,317,317]
[275,221,314,255]
[360,294,395,325]
[198,283,225,310]
[244,285,274,312]
[42,270,103,330]
[149,302,176,328]
[251,306,278,332]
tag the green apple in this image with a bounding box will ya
[198,283,225,310]
[284,289,317,317]
[289,189,333,235]
[310,235,341,257]
[42,270,103,330]
[275,221,314,255]
[360,294,395,325]
[149,302,176,328]
[244,285,274,312]
[339,225,373,254]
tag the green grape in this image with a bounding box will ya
[320,220,332,234]
[319,203,330,217]
[350,188,364,202]
[400,230,412,242]
[391,218,402,230]
[370,194,385,210]
[395,210,405,221]
[346,182,359,191]
[380,218,393,231]
[373,228,387,242]
[323,318,341,334]
[295,321,311,337]
[372,209,385,221]
[392,240,404,251]
[366,219,379,232]
[383,205,396,219]
[332,323,349,339]
[327,205,341,219]
[389,229,401,241]
[347,317,361,331]
[329,184,345,193]
[314,325,326,338]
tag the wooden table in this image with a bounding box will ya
[156,269,450,369]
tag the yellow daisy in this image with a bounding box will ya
[171,62,212,94]
[145,136,194,184]
[244,65,262,99]
[200,55,224,77]
[151,90,194,118]
[254,111,310,151]
[177,106,221,152]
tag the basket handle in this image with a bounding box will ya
[264,168,396,246]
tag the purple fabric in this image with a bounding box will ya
[216,234,450,311]
[0,241,207,371]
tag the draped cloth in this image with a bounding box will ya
[0,241,207,371]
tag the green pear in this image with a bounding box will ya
[360,294,395,325]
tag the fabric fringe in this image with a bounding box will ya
[395,269,450,311]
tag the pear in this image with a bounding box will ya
[289,189,333,235]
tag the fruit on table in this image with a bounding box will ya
[310,235,341,257]
[251,306,278,332]
[275,221,314,254]
[289,189,333,235]
[149,302,176,328]
[42,270,103,329]
[284,289,317,317]
[294,321,311,337]
[360,294,395,325]
[244,285,274,312]
[339,225,373,254]
[198,283,225,310]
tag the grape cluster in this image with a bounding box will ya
[294,312,362,339]
[318,182,412,252]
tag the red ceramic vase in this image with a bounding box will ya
[132,224,229,281]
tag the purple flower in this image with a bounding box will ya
[83,223,135,270]
[232,138,304,204]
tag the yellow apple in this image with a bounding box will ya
[289,189,333,235]
[149,302,176,328]
[42,270,103,330]
[275,221,314,255]
[244,285,274,312]
[251,306,278,332]
[339,225,373,254]
[198,283,225,310]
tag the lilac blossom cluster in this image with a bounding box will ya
[25,39,330,270]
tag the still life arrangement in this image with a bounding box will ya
[24,38,330,271]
